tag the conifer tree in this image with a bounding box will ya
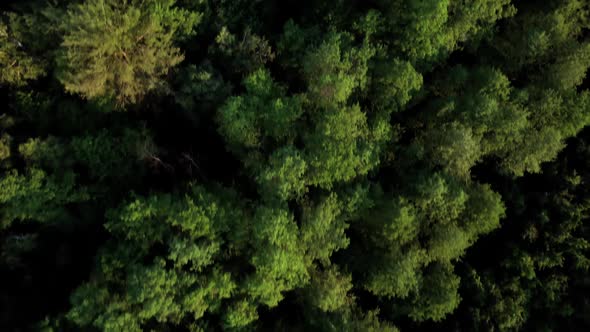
[56,0,201,105]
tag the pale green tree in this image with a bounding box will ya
[56,0,201,105]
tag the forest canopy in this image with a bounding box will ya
[1,0,590,331]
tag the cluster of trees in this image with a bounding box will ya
[1,0,589,330]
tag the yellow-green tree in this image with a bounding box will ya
[56,0,201,105]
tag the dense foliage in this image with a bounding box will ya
[1,0,589,331]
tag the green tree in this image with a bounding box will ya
[348,174,504,322]
[0,21,45,86]
[0,169,88,228]
[0,5,60,87]
[246,206,309,307]
[67,185,243,330]
[455,134,590,331]
[375,0,516,66]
